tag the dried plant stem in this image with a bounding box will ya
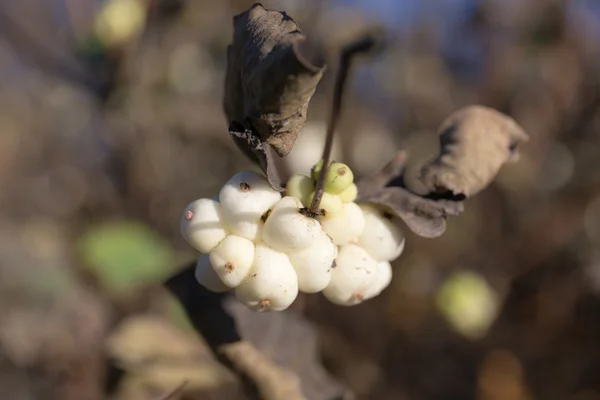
[219,341,305,400]
[309,33,384,215]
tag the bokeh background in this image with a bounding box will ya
[1,0,600,399]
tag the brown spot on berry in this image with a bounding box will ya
[224,262,234,273]
[184,210,194,220]
[251,273,257,277]
[352,292,365,301]
[261,209,272,223]
[240,182,251,192]
[331,260,337,269]
[337,167,347,176]
[259,299,271,310]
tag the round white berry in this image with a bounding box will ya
[235,244,298,312]
[181,198,228,254]
[322,244,378,306]
[261,196,322,252]
[287,231,336,293]
[320,202,365,246]
[219,171,281,242]
[209,235,255,288]
[195,254,229,293]
[357,204,405,262]
[363,261,393,300]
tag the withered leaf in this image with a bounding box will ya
[357,151,464,238]
[357,106,528,238]
[165,264,350,400]
[224,3,326,158]
[420,105,529,197]
[229,122,285,191]
[358,186,464,238]
[224,298,351,400]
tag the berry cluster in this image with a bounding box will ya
[181,162,405,312]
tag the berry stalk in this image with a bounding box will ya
[309,33,384,215]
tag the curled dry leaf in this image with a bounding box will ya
[224,297,351,400]
[420,105,529,197]
[357,106,528,238]
[165,264,350,400]
[357,151,464,238]
[224,3,326,158]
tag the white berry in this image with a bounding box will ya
[235,244,298,312]
[219,171,281,242]
[363,261,393,300]
[209,235,255,288]
[320,202,365,246]
[195,254,229,293]
[288,231,336,293]
[181,198,228,254]
[322,244,378,306]
[261,196,322,252]
[357,204,406,262]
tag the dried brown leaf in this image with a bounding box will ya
[420,105,529,197]
[356,152,464,238]
[224,3,326,158]
[359,187,464,238]
[165,265,350,400]
[224,298,351,400]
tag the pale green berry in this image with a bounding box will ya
[324,162,354,194]
[338,183,358,203]
[310,159,325,181]
[285,174,314,206]
[307,191,343,218]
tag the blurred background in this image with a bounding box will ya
[1,0,600,399]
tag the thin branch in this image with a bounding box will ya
[165,264,306,400]
[309,32,385,215]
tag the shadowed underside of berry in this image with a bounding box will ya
[195,254,230,293]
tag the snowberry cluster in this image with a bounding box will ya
[180,162,405,312]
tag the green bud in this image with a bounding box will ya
[285,174,314,206]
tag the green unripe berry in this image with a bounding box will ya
[324,162,353,194]
[338,183,358,203]
[307,191,343,218]
[285,174,314,206]
[311,160,325,181]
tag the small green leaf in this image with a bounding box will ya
[79,221,174,295]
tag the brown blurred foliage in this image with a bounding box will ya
[2,0,600,399]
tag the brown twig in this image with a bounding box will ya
[165,265,307,400]
[219,341,305,400]
[309,32,385,215]
[155,381,188,400]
